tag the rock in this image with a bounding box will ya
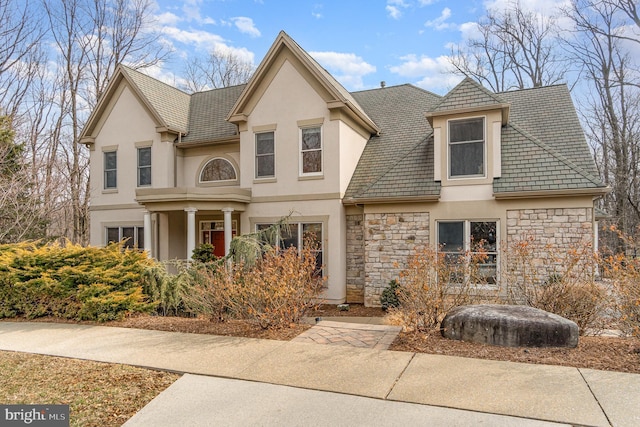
[441,304,579,348]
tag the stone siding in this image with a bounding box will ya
[506,208,594,282]
[363,212,430,307]
[345,214,365,303]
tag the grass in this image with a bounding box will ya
[0,351,179,427]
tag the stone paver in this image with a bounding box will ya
[292,320,402,350]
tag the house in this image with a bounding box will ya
[79,31,608,306]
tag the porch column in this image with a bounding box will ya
[222,207,234,256]
[143,210,152,257]
[185,207,197,260]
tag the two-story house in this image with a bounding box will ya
[80,31,608,306]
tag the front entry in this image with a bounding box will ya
[201,220,237,257]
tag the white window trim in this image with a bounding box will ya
[199,157,238,184]
[105,225,144,249]
[299,125,323,177]
[137,146,151,187]
[255,131,276,179]
[103,150,117,190]
[254,221,325,277]
[436,219,499,287]
[447,116,487,180]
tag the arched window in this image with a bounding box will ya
[200,158,237,182]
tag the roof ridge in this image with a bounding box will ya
[120,64,190,96]
[507,122,604,187]
[350,83,442,99]
[431,77,506,112]
[496,83,568,95]
[353,131,434,198]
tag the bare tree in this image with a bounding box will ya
[0,114,48,242]
[564,0,640,247]
[449,1,568,92]
[41,0,170,244]
[183,48,254,93]
[0,0,45,119]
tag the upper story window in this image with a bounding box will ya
[448,117,485,178]
[104,151,117,189]
[200,158,237,182]
[137,147,151,187]
[255,131,275,178]
[300,126,322,175]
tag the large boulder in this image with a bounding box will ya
[441,304,579,348]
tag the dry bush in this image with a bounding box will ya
[599,226,640,337]
[387,246,497,332]
[503,235,609,334]
[183,240,324,329]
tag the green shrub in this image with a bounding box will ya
[191,243,218,264]
[0,241,156,321]
[380,280,400,311]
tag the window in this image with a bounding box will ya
[106,226,144,249]
[438,220,497,284]
[300,126,322,175]
[104,151,117,189]
[137,147,151,186]
[255,132,275,178]
[449,117,485,178]
[200,158,237,182]
[256,222,324,276]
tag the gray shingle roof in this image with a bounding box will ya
[120,66,190,132]
[431,77,507,113]
[345,84,442,200]
[346,81,605,201]
[497,84,600,183]
[495,123,604,193]
[181,85,246,144]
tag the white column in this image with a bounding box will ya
[185,208,197,260]
[143,211,152,257]
[222,207,234,256]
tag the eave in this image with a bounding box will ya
[493,187,611,200]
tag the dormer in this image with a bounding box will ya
[425,78,510,189]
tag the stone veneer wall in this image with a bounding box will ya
[505,208,594,282]
[363,212,430,307]
[345,214,365,303]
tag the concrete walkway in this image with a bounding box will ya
[1,321,639,426]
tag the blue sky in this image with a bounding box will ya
[150,0,568,94]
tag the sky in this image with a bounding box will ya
[150,0,571,95]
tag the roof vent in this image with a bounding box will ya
[380,81,386,88]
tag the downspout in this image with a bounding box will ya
[174,132,181,188]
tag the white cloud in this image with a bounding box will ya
[386,0,409,19]
[179,0,216,25]
[312,4,323,19]
[425,7,455,30]
[231,17,261,37]
[389,53,459,93]
[310,51,376,90]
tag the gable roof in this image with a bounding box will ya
[80,65,190,143]
[119,66,191,132]
[431,77,507,113]
[227,31,379,135]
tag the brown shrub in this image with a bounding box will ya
[183,241,324,329]
[387,246,497,332]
